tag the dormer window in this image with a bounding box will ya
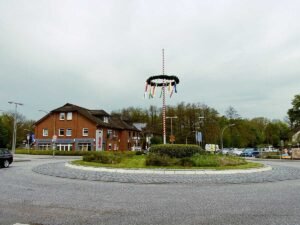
[59,113,65,120]
[103,117,108,123]
[67,112,72,120]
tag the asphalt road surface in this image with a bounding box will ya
[1,157,300,225]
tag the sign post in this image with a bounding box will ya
[26,134,30,154]
[52,135,57,158]
[169,135,175,143]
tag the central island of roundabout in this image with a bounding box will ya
[32,144,300,185]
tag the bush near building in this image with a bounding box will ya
[83,151,136,164]
[16,149,92,156]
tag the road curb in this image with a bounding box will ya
[66,162,272,175]
[14,159,31,162]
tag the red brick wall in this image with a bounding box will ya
[35,112,96,140]
[35,111,139,151]
[119,130,129,150]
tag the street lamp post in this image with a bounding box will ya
[38,109,49,114]
[8,101,23,154]
[166,116,177,143]
[221,124,235,150]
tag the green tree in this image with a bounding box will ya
[287,94,300,129]
[0,112,35,148]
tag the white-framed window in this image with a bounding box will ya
[82,128,88,136]
[38,143,51,150]
[59,128,65,136]
[107,129,112,139]
[78,143,91,151]
[103,117,109,123]
[114,144,118,151]
[56,144,73,151]
[67,112,72,120]
[59,113,65,120]
[113,130,118,138]
[42,128,48,137]
[66,128,72,136]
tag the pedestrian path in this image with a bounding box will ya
[66,162,271,174]
[32,161,300,184]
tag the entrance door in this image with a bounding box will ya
[95,129,103,151]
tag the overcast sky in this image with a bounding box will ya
[1,0,300,121]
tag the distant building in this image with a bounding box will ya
[133,123,153,149]
[34,103,140,151]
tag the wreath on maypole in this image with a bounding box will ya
[144,75,180,99]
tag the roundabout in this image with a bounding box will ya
[3,157,300,225]
[32,160,300,185]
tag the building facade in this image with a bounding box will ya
[34,103,141,151]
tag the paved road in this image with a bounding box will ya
[1,157,300,225]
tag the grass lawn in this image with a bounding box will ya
[71,155,264,170]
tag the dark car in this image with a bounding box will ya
[0,148,13,168]
[240,148,260,157]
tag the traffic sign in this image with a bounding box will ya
[169,135,175,143]
[52,135,57,142]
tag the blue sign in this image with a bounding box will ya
[195,131,202,143]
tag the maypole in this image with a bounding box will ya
[162,49,166,144]
[145,49,180,144]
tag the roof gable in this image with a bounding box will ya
[35,103,139,131]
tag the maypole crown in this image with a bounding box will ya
[144,75,180,99]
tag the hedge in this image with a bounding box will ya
[149,144,204,158]
[145,153,246,167]
[16,149,97,156]
[83,151,136,164]
[259,152,280,159]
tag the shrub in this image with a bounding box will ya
[82,151,136,164]
[191,154,246,167]
[135,151,144,155]
[149,144,204,158]
[260,152,280,159]
[266,155,280,159]
[191,154,219,167]
[16,149,91,156]
[216,155,246,166]
[150,136,163,145]
[177,157,194,167]
[83,152,121,164]
[145,153,177,166]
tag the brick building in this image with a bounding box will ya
[34,103,141,151]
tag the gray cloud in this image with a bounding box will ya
[1,0,300,120]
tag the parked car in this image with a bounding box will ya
[0,148,13,168]
[240,148,260,157]
[229,148,243,156]
[220,148,231,155]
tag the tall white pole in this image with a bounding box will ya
[162,49,166,144]
[12,104,17,153]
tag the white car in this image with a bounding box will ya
[230,148,243,156]
[221,148,231,155]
